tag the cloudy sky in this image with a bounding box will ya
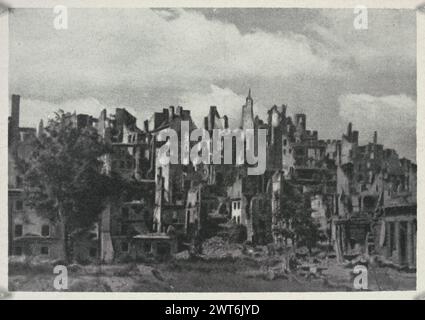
[9,8,416,160]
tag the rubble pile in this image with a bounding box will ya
[201,236,245,259]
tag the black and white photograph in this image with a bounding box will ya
[3,1,421,295]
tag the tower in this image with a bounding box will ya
[241,88,254,129]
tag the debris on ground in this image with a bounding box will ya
[174,250,190,260]
[151,268,165,282]
[201,236,244,259]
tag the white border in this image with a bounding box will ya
[0,0,423,300]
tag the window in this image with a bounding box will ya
[233,202,236,210]
[121,207,129,220]
[15,200,23,211]
[121,224,128,235]
[283,149,286,155]
[143,242,151,253]
[14,247,22,256]
[14,224,23,237]
[16,176,22,188]
[258,199,263,209]
[186,210,190,228]
[295,148,305,156]
[370,152,374,159]
[308,148,316,158]
[89,247,97,258]
[121,242,129,252]
[41,225,50,237]
[283,139,287,146]
[41,247,49,255]
[237,202,241,209]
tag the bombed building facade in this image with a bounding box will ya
[333,123,417,267]
[8,91,417,269]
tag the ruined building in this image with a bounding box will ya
[333,123,417,268]
[184,106,231,240]
[8,95,65,260]
[265,102,339,243]
[8,91,417,267]
[227,90,272,243]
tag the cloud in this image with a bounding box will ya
[9,8,416,161]
[178,85,266,128]
[307,10,416,74]
[338,93,416,160]
[10,8,331,100]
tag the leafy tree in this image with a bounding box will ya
[273,180,320,253]
[23,111,120,262]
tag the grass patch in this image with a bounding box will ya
[9,258,53,275]
[163,256,261,274]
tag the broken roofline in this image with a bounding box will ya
[156,121,267,175]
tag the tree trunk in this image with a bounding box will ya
[63,220,70,264]
[60,208,72,264]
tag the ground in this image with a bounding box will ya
[8,239,416,292]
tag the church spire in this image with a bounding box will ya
[241,88,254,129]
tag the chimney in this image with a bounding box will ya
[347,122,352,136]
[295,114,306,131]
[182,110,190,118]
[144,119,149,132]
[176,106,183,117]
[281,104,287,118]
[209,106,217,129]
[9,94,21,144]
[352,131,359,144]
[373,131,378,144]
[169,106,175,120]
[162,108,169,121]
[223,115,229,129]
[37,119,44,138]
[204,116,209,130]
[11,94,20,130]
